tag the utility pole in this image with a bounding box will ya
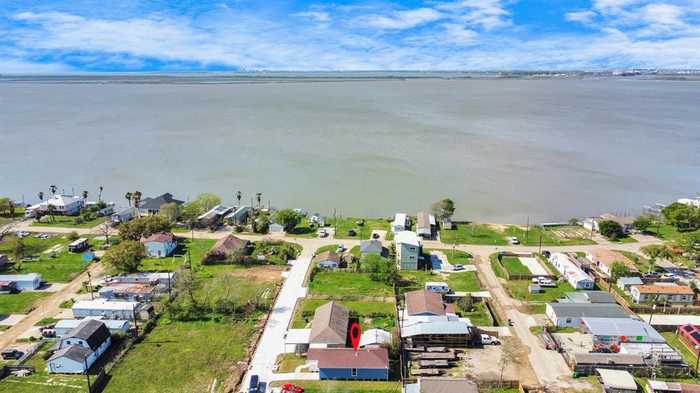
[86,270,94,300]
[84,358,92,393]
[525,216,529,244]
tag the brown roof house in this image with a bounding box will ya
[204,235,250,264]
[586,249,639,277]
[309,301,349,349]
[630,284,695,305]
[405,290,447,316]
[313,251,342,269]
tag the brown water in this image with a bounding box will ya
[1,77,698,223]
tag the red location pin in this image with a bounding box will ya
[349,322,362,352]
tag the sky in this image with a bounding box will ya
[1,0,699,72]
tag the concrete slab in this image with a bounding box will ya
[519,257,548,276]
[0,314,27,326]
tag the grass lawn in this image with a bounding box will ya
[426,249,472,265]
[608,235,638,244]
[309,272,393,297]
[500,256,531,275]
[0,291,50,315]
[397,270,442,296]
[288,218,320,238]
[276,354,307,373]
[31,215,107,228]
[504,280,574,304]
[0,341,90,393]
[103,319,257,393]
[643,224,697,242]
[273,381,402,393]
[458,301,493,326]
[139,238,216,271]
[327,217,392,240]
[618,250,653,272]
[447,271,481,292]
[662,332,699,369]
[503,226,596,246]
[292,299,396,330]
[440,223,507,245]
[315,244,340,255]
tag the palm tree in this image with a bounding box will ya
[236,191,242,208]
[256,192,262,209]
[125,192,133,207]
[46,204,56,223]
[38,191,44,201]
[133,191,142,217]
[49,185,57,195]
[82,190,89,200]
[98,186,104,202]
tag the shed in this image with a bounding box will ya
[405,290,446,316]
[48,345,94,374]
[359,328,393,348]
[545,303,629,328]
[269,223,285,233]
[596,368,637,393]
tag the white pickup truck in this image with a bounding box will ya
[481,334,501,345]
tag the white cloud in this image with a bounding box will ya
[294,11,330,23]
[442,23,478,44]
[565,10,598,24]
[639,3,686,26]
[0,57,72,73]
[437,0,510,30]
[362,8,443,30]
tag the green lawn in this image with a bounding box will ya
[273,381,402,393]
[500,256,531,275]
[503,226,596,246]
[662,332,699,369]
[618,250,653,272]
[397,270,442,296]
[457,301,493,326]
[0,292,50,315]
[439,223,507,245]
[426,249,472,265]
[326,217,392,240]
[139,238,216,271]
[0,234,66,257]
[309,272,393,297]
[31,215,107,228]
[103,319,257,393]
[276,354,307,373]
[642,224,697,242]
[504,280,574,304]
[288,218,320,238]
[0,341,90,392]
[447,271,481,292]
[0,235,96,282]
[315,244,340,255]
[292,299,396,330]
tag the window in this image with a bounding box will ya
[351,368,358,377]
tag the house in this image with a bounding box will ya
[0,273,42,290]
[269,223,285,233]
[72,299,145,320]
[545,303,629,328]
[204,235,250,263]
[48,319,111,374]
[572,353,646,376]
[309,302,349,349]
[26,194,84,217]
[308,347,389,380]
[630,284,695,305]
[401,315,472,347]
[679,324,700,355]
[143,232,177,258]
[224,206,250,225]
[197,204,233,228]
[359,328,393,348]
[404,378,479,393]
[442,218,453,230]
[586,249,639,277]
[68,238,89,253]
[425,282,450,294]
[0,280,17,293]
[548,253,595,289]
[55,318,129,337]
[111,207,137,224]
[416,211,436,239]
[584,214,634,234]
[0,254,8,267]
[405,290,446,316]
[618,342,685,366]
[313,251,342,269]
[98,283,157,302]
[138,193,183,215]
[360,240,383,256]
[561,291,616,304]
[617,277,644,292]
[392,213,409,232]
[581,317,664,352]
[395,231,422,270]
[109,272,176,289]
[648,381,700,393]
[596,368,637,393]
[310,213,325,227]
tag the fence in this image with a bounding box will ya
[493,252,557,281]
[595,276,700,315]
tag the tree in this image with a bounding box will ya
[610,262,631,286]
[132,191,142,213]
[160,202,181,223]
[431,198,456,221]
[599,220,624,240]
[38,191,44,201]
[633,215,654,232]
[67,231,80,241]
[125,192,133,207]
[118,215,172,241]
[46,204,56,223]
[256,192,263,209]
[235,191,242,207]
[194,193,222,212]
[0,198,11,217]
[102,240,146,274]
[662,202,700,231]
[180,201,203,228]
[82,190,88,200]
[98,186,104,202]
[361,254,397,285]
[641,244,672,273]
[11,237,25,263]
[275,209,302,231]
[253,215,270,234]
[568,218,579,226]
[49,185,57,195]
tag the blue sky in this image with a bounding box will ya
[1,0,699,72]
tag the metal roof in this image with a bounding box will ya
[402,320,471,337]
[596,368,637,390]
[547,303,629,319]
[582,317,665,342]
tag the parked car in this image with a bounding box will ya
[542,250,551,258]
[281,383,305,393]
[248,375,260,393]
[1,349,23,360]
[453,264,465,271]
[318,229,328,238]
[509,237,520,245]
[372,233,380,239]
[336,245,346,252]
[481,334,501,345]
[347,229,357,236]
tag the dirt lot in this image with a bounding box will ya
[230,265,286,284]
[451,337,537,384]
[552,332,593,354]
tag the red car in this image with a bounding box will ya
[281,384,304,393]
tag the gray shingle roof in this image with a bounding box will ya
[547,303,629,319]
[139,193,184,210]
[49,345,92,363]
[65,319,111,350]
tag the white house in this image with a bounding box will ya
[72,299,142,320]
[48,320,111,374]
[545,303,629,328]
[395,231,422,270]
[630,284,695,305]
[55,318,130,337]
[0,273,42,290]
[392,213,409,233]
[26,194,84,217]
[678,198,700,208]
[269,223,285,233]
[425,282,450,293]
[548,253,594,290]
[111,207,137,224]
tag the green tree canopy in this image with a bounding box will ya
[599,220,624,240]
[662,202,700,231]
[633,214,654,232]
[159,202,181,223]
[431,199,456,221]
[102,240,146,274]
[118,215,172,241]
[275,209,302,231]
